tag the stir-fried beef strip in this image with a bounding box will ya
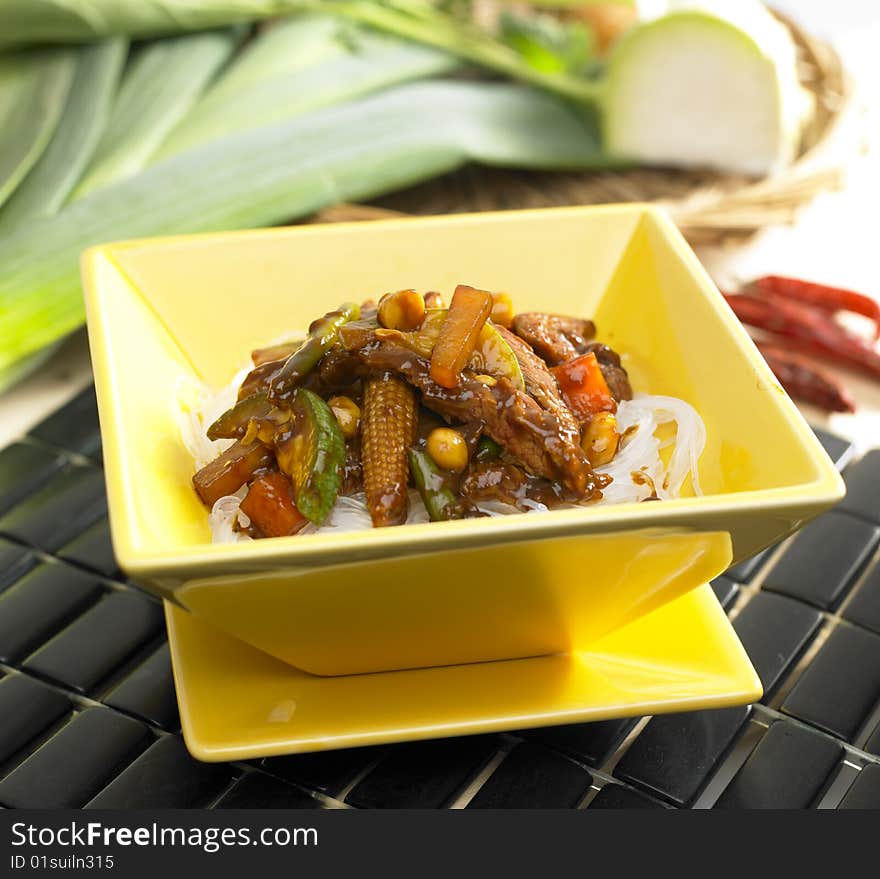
[315,345,364,391]
[510,312,632,403]
[460,459,566,510]
[340,332,603,499]
[512,313,596,366]
[496,325,581,439]
[239,344,363,402]
[583,342,633,402]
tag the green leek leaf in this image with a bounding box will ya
[0,0,634,49]
[0,80,616,381]
[155,28,460,157]
[194,13,350,108]
[0,0,279,47]
[0,39,127,231]
[73,29,240,197]
[0,47,76,209]
[0,2,603,107]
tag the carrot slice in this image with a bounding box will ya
[240,471,308,537]
[552,353,616,420]
[429,284,493,388]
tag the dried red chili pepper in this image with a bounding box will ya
[724,292,880,380]
[756,342,856,413]
[753,276,880,341]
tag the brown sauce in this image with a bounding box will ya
[632,468,660,501]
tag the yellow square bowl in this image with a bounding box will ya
[82,205,843,678]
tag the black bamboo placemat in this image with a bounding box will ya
[0,386,878,809]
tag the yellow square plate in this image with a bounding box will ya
[83,205,843,679]
[166,583,760,761]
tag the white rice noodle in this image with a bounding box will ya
[177,376,706,543]
[208,489,251,544]
[597,394,706,504]
[175,368,251,471]
[176,368,254,544]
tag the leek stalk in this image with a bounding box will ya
[0,48,76,208]
[156,28,459,157]
[0,39,126,230]
[0,79,610,387]
[73,29,241,197]
[0,1,603,107]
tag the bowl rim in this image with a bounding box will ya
[82,204,844,579]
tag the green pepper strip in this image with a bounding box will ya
[408,447,467,522]
[206,390,272,441]
[268,302,360,405]
[276,389,346,526]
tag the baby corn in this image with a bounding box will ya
[362,373,418,527]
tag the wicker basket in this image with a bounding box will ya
[314,12,855,246]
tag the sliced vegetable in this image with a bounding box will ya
[408,447,469,522]
[192,440,273,506]
[377,307,524,390]
[605,3,811,175]
[239,471,308,537]
[581,411,620,466]
[274,388,346,525]
[268,302,360,404]
[207,390,272,440]
[374,308,446,358]
[552,352,617,419]
[361,373,418,527]
[0,47,75,209]
[471,320,526,391]
[378,288,426,331]
[242,411,290,447]
[430,285,494,388]
[426,427,469,473]
[752,276,880,342]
